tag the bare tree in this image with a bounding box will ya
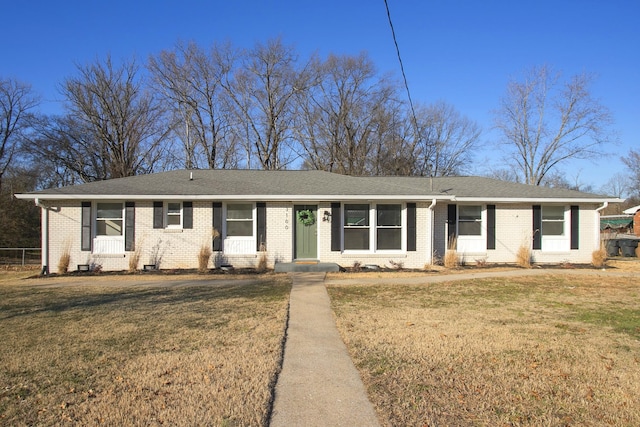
[225,38,310,170]
[0,78,39,192]
[622,149,640,198]
[39,55,171,181]
[148,41,240,169]
[411,101,481,177]
[600,172,629,199]
[295,52,400,175]
[493,65,615,185]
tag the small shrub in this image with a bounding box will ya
[352,261,362,272]
[475,257,488,268]
[198,245,212,273]
[516,244,532,268]
[388,259,404,270]
[592,244,607,268]
[559,259,574,269]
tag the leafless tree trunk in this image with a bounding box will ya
[0,78,39,192]
[493,65,614,185]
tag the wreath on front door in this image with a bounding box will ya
[296,209,316,226]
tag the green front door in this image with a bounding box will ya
[295,205,318,259]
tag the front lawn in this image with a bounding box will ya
[0,277,291,426]
[328,274,640,426]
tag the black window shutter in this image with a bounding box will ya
[212,202,222,251]
[407,203,416,251]
[125,202,135,251]
[81,201,92,251]
[447,204,457,247]
[487,204,496,250]
[256,202,266,251]
[153,201,163,229]
[183,201,193,229]
[331,202,341,251]
[533,205,542,250]
[570,205,579,250]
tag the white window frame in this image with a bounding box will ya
[541,205,569,251]
[166,201,183,229]
[344,203,371,251]
[223,203,256,255]
[343,203,406,253]
[375,203,404,252]
[93,201,125,254]
[456,205,486,254]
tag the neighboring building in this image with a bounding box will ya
[16,170,622,273]
[600,215,633,235]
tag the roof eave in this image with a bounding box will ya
[14,193,456,201]
[453,197,625,204]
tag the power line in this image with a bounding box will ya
[383,0,420,138]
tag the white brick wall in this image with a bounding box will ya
[42,200,602,272]
[433,202,601,265]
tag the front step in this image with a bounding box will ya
[274,262,340,273]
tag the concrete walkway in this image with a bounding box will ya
[270,273,380,427]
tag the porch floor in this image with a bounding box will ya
[274,261,341,273]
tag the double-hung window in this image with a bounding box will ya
[542,206,565,236]
[226,204,253,236]
[454,205,485,254]
[458,205,482,236]
[343,204,403,251]
[94,202,125,254]
[376,204,402,250]
[344,204,370,250]
[166,202,182,227]
[96,203,123,236]
[223,203,255,255]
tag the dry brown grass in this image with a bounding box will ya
[443,250,459,269]
[516,243,532,268]
[0,277,291,426]
[444,238,459,269]
[128,243,142,272]
[57,242,71,274]
[328,274,640,426]
[592,244,608,268]
[197,244,212,272]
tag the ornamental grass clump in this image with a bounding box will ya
[516,244,532,268]
[198,245,212,273]
[57,250,71,274]
[444,238,459,269]
[128,241,143,272]
[591,242,607,268]
[256,243,268,273]
[57,240,71,274]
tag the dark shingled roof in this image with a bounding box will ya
[18,169,617,201]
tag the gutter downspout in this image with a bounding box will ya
[428,199,437,265]
[595,202,608,249]
[35,199,49,276]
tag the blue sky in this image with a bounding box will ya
[3,0,638,192]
